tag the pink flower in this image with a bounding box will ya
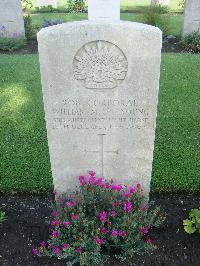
[95,177,104,185]
[89,170,95,176]
[76,247,82,253]
[67,201,74,207]
[51,230,59,238]
[49,197,53,203]
[53,247,61,254]
[99,211,107,223]
[63,243,69,249]
[110,177,114,183]
[147,237,153,245]
[88,175,95,184]
[51,220,59,227]
[96,238,105,245]
[123,192,132,198]
[129,186,136,193]
[120,231,127,237]
[139,227,148,236]
[63,221,71,227]
[33,249,39,255]
[123,201,133,213]
[113,201,121,207]
[79,175,86,186]
[71,214,79,221]
[59,197,63,203]
[109,210,116,218]
[101,227,108,234]
[40,241,47,247]
[137,183,141,189]
[50,243,55,248]
[52,210,58,217]
[111,184,123,191]
[112,229,119,237]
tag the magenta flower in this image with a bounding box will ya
[71,214,79,221]
[51,230,59,238]
[49,197,53,203]
[137,183,141,189]
[109,210,116,217]
[88,175,95,184]
[129,186,136,193]
[95,177,104,185]
[113,201,121,207]
[51,220,59,227]
[50,243,55,248]
[96,238,105,245]
[63,243,69,249]
[76,247,82,253]
[54,247,61,254]
[40,241,47,247]
[123,192,132,198]
[52,210,58,217]
[147,237,153,245]
[67,201,74,207]
[101,227,108,234]
[120,231,127,237]
[139,226,149,236]
[99,211,107,223]
[111,184,123,191]
[112,229,119,237]
[79,175,86,186]
[89,170,95,176]
[63,221,71,227]
[33,249,39,255]
[123,200,133,213]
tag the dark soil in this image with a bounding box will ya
[0,193,199,266]
[0,37,185,55]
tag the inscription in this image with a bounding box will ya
[73,40,128,89]
[51,98,149,131]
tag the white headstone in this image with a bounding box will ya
[88,0,120,21]
[38,1,162,198]
[183,0,200,35]
[35,0,58,8]
[0,0,25,37]
[151,0,170,5]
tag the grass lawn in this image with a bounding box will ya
[0,53,200,193]
[31,12,183,37]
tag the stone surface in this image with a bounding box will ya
[0,0,24,37]
[38,21,162,197]
[88,0,120,21]
[151,0,170,5]
[35,0,58,8]
[183,0,200,35]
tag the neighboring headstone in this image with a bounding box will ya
[0,0,24,37]
[183,0,200,35]
[151,0,170,5]
[88,0,120,21]
[37,0,162,198]
[35,0,58,8]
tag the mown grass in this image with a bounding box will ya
[0,53,199,193]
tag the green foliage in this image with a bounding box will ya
[35,5,58,13]
[183,208,200,234]
[33,173,165,265]
[24,14,35,40]
[0,211,7,223]
[178,0,185,9]
[142,4,171,35]
[0,37,25,52]
[181,31,200,54]
[67,0,87,13]
[21,0,33,13]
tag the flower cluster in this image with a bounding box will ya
[33,171,164,265]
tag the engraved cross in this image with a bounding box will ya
[84,134,119,176]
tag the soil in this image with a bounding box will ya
[0,37,185,55]
[0,193,199,266]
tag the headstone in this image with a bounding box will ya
[0,0,25,37]
[35,0,58,8]
[151,0,170,5]
[183,0,200,35]
[37,0,162,198]
[88,0,120,21]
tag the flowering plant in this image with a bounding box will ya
[33,171,165,265]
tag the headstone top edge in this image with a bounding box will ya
[37,21,162,39]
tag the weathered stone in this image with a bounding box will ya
[0,0,24,37]
[35,0,58,8]
[88,0,120,21]
[151,0,170,5]
[183,0,200,35]
[38,20,162,197]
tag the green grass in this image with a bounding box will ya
[0,54,200,193]
[31,12,183,37]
